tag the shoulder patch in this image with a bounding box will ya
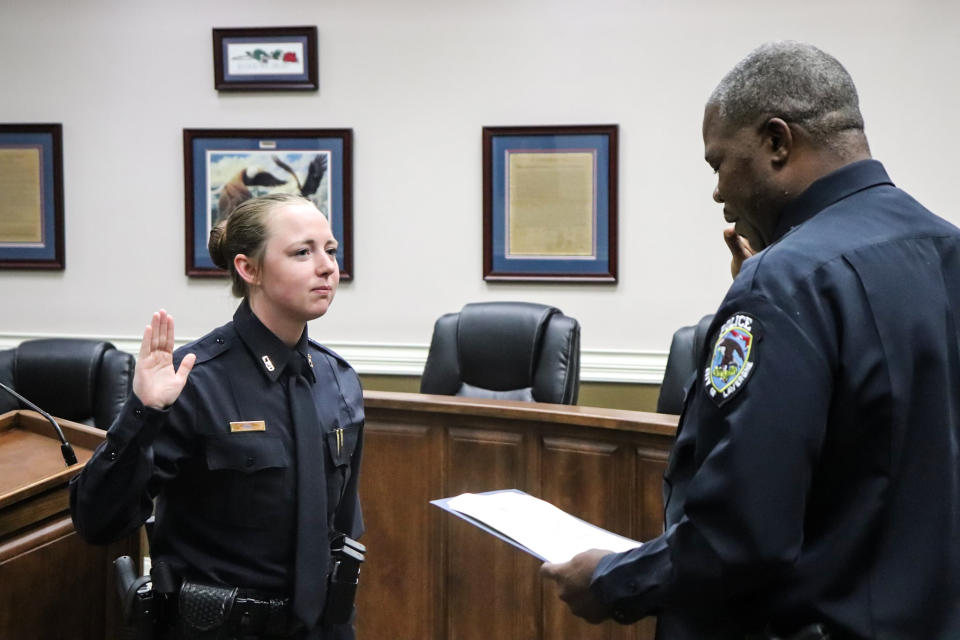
[703,312,760,406]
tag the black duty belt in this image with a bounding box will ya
[176,580,300,639]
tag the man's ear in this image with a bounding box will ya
[763,117,792,168]
[234,253,260,286]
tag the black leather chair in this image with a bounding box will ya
[0,339,135,429]
[420,302,581,405]
[656,314,715,415]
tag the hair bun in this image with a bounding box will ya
[208,220,229,270]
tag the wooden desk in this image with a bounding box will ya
[357,392,678,640]
[0,410,138,639]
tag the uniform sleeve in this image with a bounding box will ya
[591,293,833,622]
[69,382,199,545]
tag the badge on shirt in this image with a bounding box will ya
[230,420,266,432]
[703,312,760,406]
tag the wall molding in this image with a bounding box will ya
[0,332,668,385]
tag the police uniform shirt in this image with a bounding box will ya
[590,160,960,639]
[70,300,364,601]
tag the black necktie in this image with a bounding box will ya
[287,353,329,629]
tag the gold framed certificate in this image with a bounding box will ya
[0,124,64,270]
[483,125,618,282]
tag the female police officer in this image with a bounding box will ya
[70,193,364,639]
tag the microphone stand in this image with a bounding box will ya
[0,381,78,466]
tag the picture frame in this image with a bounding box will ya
[212,26,318,91]
[482,125,618,282]
[0,123,65,270]
[183,128,353,279]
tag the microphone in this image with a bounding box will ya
[0,381,78,466]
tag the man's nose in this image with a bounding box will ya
[713,186,723,203]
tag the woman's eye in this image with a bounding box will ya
[326,248,338,257]
[295,248,310,257]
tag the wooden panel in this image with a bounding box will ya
[445,428,537,640]
[540,435,633,640]
[357,422,439,640]
[356,392,678,640]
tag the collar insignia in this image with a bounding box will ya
[704,312,759,406]
[306,353,314,368]
[261,355,276,372]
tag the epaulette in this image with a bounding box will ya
[308,337,349,367]
[174,326,232,366]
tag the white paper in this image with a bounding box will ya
[443,490,641,564]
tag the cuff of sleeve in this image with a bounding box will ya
[590,534,674,624]
[103,395,169,457]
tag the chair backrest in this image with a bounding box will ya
[0,338,135,429]
[656,314,715,415]
[420,301,580,405]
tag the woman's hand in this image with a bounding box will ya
[132,310,196,410]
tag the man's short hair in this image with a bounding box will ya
[709,41,865,147]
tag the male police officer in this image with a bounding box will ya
[542,41,960,639]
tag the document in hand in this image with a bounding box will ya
[431,489,641,564]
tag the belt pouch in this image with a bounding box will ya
[177,580,238,640]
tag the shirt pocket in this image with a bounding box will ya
[203,435,292,529]
[325,423,361,513]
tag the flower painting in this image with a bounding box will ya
[213,27,318,91]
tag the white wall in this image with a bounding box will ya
[2,0,958,382]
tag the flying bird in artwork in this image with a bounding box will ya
[218,167,288,222]
[272,154,328,198]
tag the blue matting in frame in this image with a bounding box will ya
[489,133,611,276]
[190,135,346,271]
[0,131,59,262]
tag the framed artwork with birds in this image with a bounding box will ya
[183,128,353,278]
[212,26,318,91]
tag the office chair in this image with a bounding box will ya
[656,314,715,415]
[420,301,580,405]
[0,338,135,429]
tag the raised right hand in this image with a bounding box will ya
[132,310,197,410]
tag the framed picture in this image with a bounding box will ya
[183,128,353,279]
[212,26,318,91]
[482,125,618,282]
[0,123,64,270]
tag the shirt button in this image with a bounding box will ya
[108,450,118,461]
[134,408,143,418]
[612,607,628,623]
[216,337,224,344]
[245,456,255,467]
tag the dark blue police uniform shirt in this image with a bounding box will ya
[70,300,364,598]
[591,160,960,639]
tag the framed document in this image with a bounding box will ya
[0,124,64,270]
[212,26,318,91]
[483,125,618,282]
[183,128,353,279]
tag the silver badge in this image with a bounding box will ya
[261,355,275,372]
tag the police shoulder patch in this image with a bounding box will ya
[703,312,760,406]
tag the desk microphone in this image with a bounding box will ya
[0,381,78,466]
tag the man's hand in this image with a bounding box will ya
[540,549,612,624]
[132,310,196,410]
[723,227,755,279]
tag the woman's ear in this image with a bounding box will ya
[234,253,260,286]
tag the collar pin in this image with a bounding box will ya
[262,355,276,372]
